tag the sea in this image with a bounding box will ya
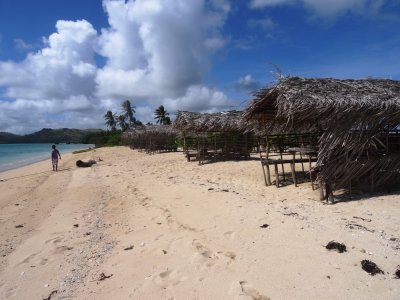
[0,143,94,172]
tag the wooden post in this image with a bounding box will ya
[309,155,314,190]
[280,149,285,181]
[275,162,280,188]
[319,180,325,201]
[258,137,269,186]
[291,162,297,187]
[266,140,271,185]
[326,182,334,203]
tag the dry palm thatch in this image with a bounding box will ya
[244,76,400,192]
[123,125,180,153]
[174,111,257,164]
[174,111,245,133]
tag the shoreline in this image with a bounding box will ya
[0,146,399,299]
[0,144,94,173]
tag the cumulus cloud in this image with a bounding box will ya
[0,19,97,100]
[163,85,234,113]
[96,0,229,99]
[235,74,262,93]
[0,19,101,133]
[250,0,387,17]
[0,0,233,134]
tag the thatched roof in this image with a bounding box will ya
[174,111,244,133]
[243,77,400,133]
[244,77,400,190]
[124,124,180,137]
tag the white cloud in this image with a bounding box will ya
[235,74,262,93]
[250,0,294,9]
[0,19,97,100]
[0,19,102,133]
[163,85,234,113]
[250,0,387,17]
[14,39,35,50]
[248,17,275,30]
[96,0,229,99]
[0,0,233,134]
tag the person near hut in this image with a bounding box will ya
[51,145,61,171]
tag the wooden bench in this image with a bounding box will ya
[262,157,317,187]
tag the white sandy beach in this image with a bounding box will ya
[0,146,399,299]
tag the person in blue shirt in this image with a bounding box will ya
[51,145,61,171]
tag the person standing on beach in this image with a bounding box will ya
[51,145,61,171]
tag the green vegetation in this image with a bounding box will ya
[0,128,103,144]
[83,130,123,147]
[105,100,143,135]
[154,105,171,125]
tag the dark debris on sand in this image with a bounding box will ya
[43,290,57,300]
[361,260,384,275]
[325,241,347,253]
[260,224,269,228]
[395,267,400,279]
[98,272,113,281]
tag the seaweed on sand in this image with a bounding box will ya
[325,241,347,253]
[361,260,384,275]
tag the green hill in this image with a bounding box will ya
[0,132,23,143]
[0,128,104,144]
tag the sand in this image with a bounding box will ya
[0,146,399,300]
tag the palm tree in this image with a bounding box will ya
[104,110,117,131]
[154,105,170,125]
[117,115,128,131]
[164,116,171,125]
[121,100,136,126]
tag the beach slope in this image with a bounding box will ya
[0,147,399,299]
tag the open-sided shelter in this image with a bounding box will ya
[243,76,400,201]
[174,110,257,164]
[123,125,179,154]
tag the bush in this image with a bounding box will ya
[83,131,122,147]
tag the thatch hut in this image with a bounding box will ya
[123,125,180,154]
[244,76,400,201]
[174,111,257,164]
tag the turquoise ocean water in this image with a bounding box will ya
[0,144,94,172]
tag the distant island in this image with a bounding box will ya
[0,128,104,144]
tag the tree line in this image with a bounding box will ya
[104,100,171,132]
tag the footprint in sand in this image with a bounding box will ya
[239,281,271,300]
[53,245,73,254]
[19,251,40,265]
[45,237,63,245]
[224,231,236,240]
[19,252,48,266]
[225,251,236,260]
[193,239,213,259]
[152,269,188,289]
[191,240,217,269]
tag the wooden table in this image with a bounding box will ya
[287,147,318,188]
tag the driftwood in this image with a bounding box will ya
[76,159,96,168]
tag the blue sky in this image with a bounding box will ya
[0,0,399,134]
